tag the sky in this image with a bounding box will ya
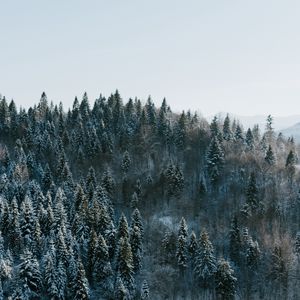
[1,0,300,117]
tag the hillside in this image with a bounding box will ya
[0,92,299,299]
[281,122,300,143]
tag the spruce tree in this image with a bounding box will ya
[18,249,42,296]
[130,225,142,273]
[115,237,134,295]
[215,259,237,300]
[229,215,241,264]
[194,230,216,288]
[73,261,89,300]
[93,234,113,295]
[223,114,232,141]
[245,128,254,150]
[245,172,259,212]
[265,145,275,166]
[206,137,224,184]
[140,279,150,299]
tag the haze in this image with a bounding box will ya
[1,0,300,117]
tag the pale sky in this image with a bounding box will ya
[1,0,300,116]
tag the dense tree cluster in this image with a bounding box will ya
[0,91,299,298]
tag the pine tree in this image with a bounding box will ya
[223,114,232,141]
[265,145,275,166]
[42,163,53,192]
[229,215,241,264]
[245,128,254,150]
[286,150,296,179]
[194,230,216,288]
[18,249,42,296]
[176,234,188,271]
[245,172,259,212]
[245,238,260,270]
[269,245,287,286]
[93,234,113,295]
[140,279,150,299]
[130,225,142,273]
[118,213,130,240]
[175,111,187,149]
[210,116,222,141]
[74,261,89,300]
[295,232,300,257]
[215,259,237,300]
[20,196,36,248]
[234,124,244,142]
[43,251,58,299]
[115,276,129,300]
[206,137,224,184]
[121,151,131,174]
[56,258,67,299]
[115,237,134,295]
[131,208,143,239]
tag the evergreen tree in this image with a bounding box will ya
[73,261,89,300]
[118,213,130,241]
[215,259,237,300]
[194,230,216,288]
[43,251,58,299]
[245,128,254,150]
[295,232,300,257]
[115,237,134,295]
[131,209,144,239]
[20,196,36,248]
[223,114,232,141]
[234,124,244,142]
[93,234,113,294]
[121,151,131,174]
[140,279,150,299]
[229,215,241,264]
[206,137,224,184]
[265,145,276,166]
[115,276,129,300]
[18,250,42,296]
[130,225,142,273]
[245,172,259,212]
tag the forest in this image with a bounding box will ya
[0,91,299,299]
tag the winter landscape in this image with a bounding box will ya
[1,1,300,299]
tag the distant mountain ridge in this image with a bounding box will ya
[208,113,300,132]
[280,122,300,142]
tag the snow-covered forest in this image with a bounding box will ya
[0,91,299,299]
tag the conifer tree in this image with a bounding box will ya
[131,208,144,239]
[246,172,259,212]
[130,225,142,273]
[93,234,113,294]
[265,145,275,166]
[215,259,237,300]
[223,114,232,141]
[206,137,224,184]
[245,128,254,150]
[115,237,134,295]
[43,251,58,299]
[229,215,241,264]
[74,261,89,300]
[115,275,129,300]
[194,230,216,288]
[18,250,42,296]
[118,213,130,241]
[140,279,150,299]
[121,151,131,174]
[20,196,36,248]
